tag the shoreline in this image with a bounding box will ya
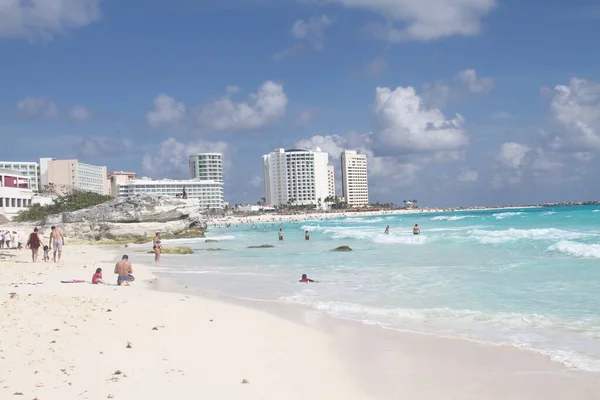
[152,271,600,399]
[2,245,600,399]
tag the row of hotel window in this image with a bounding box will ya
[0,198,32,208]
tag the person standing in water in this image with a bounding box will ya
[278,229,284,241]
[384,225,390,234]
[305,230,310,240]
[413,224,420,235]
[153,232,162,263]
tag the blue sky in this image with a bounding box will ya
[1,0,600,207]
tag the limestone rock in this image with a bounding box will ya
[247,245,275,249]
[332,245,352,252]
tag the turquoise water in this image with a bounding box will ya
[158,206,600,371]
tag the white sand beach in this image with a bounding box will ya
[2,244,599,399]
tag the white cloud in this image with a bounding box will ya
[497,142,530,169]
[457,168,478,183]
[547,77,600,151]
[291,14,332,50]
[146,94,186,128]
[198,81,287,131]
[295,134,347,160]
[141,137,229,178]
[366,57,388,78]
[0,0,102,40]
[69,105,90,121]
[373,85,468,153]
[457,68,494,93]
[16,97,57,118]
[320,0,496,41]
[421,81,451,109]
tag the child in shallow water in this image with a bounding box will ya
[43,245,50,262]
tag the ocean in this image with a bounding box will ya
[155,205,600,372]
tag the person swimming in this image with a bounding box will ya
[299,273,318,283]
[413,224,420,235]
[305,230,310,240]
[384,225,390,234]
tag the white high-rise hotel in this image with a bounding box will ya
[262,148,329,209]
[341,150,369,207]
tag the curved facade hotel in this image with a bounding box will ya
[117,178,224,209]
[262,147,329,209]
[0,169,33,220]
[189,153,223,182]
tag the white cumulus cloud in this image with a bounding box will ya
[0,0,103,40]
[497,142,530,169]
[198,81,287,131]
[320,0,496,41]
[457,168,479,183]
[457,68,494,93]
[146,94,186,128]
[16,96,57,118]
[291,14,333,50]
[373,86,468,153]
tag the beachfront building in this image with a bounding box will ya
[262,147,329,209]
[0,169,33,220]
[341,150,369,207]
[189,153,224,182]
[40,158,109,195]
[0,161,40,192]
[327,165,336,197]
[117,178,224,209]
[108,171,137,198]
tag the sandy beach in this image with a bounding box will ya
[2,244,599,399]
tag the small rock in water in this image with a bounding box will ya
[126,342,132,349]
[332,245,352,252]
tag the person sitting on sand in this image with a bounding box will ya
[26,227,42,262]
[299,273,318,283]
[92,267,105,284]
[305,230,310,240]
[42,245,50,262]
[278,229,284,241]
[384,225,390,234]
[114,255,135,286]
[413,224,420,235]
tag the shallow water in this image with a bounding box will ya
[156,206,600,372]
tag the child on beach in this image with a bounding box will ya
[92,268,104,284]
[42,245,50,262]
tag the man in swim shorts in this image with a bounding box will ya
[114,255,135,286]
[50,226,65,262]
[413,224,420,235]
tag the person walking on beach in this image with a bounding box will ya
[0,230,4,248]
[384,225,390,234]
[278,229,284,241]
[50,226,65,262]
[153,232,162,263]
[114,255,135,286]
[26,228,42,262]
[413,224,420,235]
[305,230,310,240]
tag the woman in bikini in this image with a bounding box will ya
[153,232,162,263]
[26,227,42,263]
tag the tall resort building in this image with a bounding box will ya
[327,165,336,197]
[189,153,224,182]
[117,178,224,209]
[0,161,40,192]
[39,158,109,195]
[262,148,329,209]
[341,150,369,207]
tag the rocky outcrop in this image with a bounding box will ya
[16,196,207,244]
[247,245,275,249]
[148,246,193,255]
[332,245,352,252]
[205,239,219,243]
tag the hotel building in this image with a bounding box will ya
[40,158,109,195]
[341,150,369,207]
[262,148,329,209]
[0,161,40,192]
[108,171,137,198]
[117,178,224,209]
[189,153,224,182]
[0,169,33,220]
[327,165,336,197]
